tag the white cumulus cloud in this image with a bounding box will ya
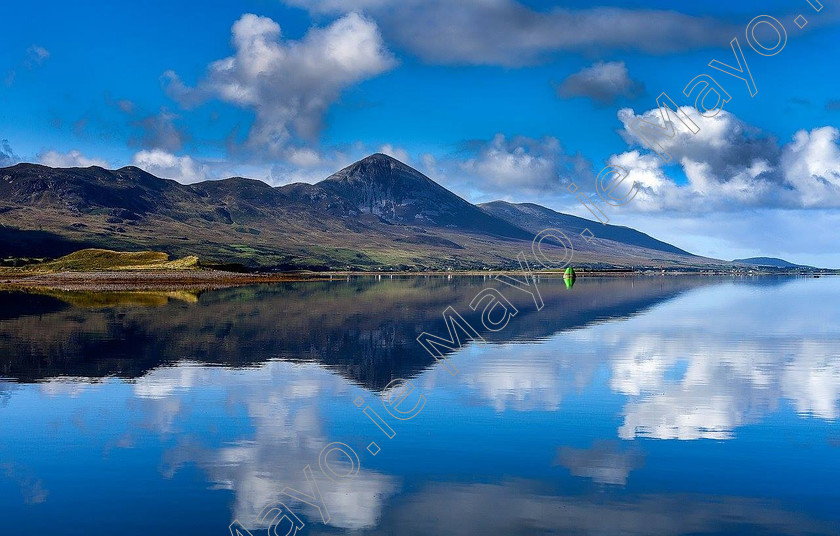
[611,106,840,211]
[163,13,395,157]
[426,134,591,202]
[38,150,109,169]
[132,149,209,184]
[780,126,840,207]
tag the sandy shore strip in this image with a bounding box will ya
[0,269,620,291]
[0,270,341,291]
[1,269,823,292]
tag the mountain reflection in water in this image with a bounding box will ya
[1,276,839,535]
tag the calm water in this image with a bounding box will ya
[1,276,839,535]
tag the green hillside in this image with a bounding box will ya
[6,249,199,273]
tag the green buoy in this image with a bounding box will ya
[563,267,576,289]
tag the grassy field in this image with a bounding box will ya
[2,249,200,273]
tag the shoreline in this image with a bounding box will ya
[0,268,834,292]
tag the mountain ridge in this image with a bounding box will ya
[733,257,813,269]
[480,201,693,257]
[0,154,730,271]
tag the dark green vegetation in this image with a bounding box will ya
[0,153,733,271]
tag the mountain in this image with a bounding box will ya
[734,257,813,269]
[480,201,692,256]
[316,154,531,239]
[0,163,190,215]
[0,155,727,271]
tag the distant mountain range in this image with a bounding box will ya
[0,153,746,271]
[733,257,813,269]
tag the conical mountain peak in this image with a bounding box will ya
[317,154,529,238]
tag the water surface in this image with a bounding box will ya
[1,276,839,535]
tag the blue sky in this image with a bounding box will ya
[2,0,839,266]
